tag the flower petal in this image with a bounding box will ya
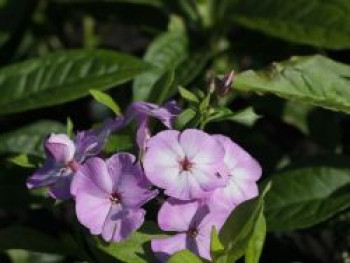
[102,205,145,242]
[47,174,73,200]
[151,234,187,263]
[158,198,199,232]
[179,129,224,164]
[26,160,60,189]
[75,192,111,235]
[71,157,112,196]
[45,134,75,164]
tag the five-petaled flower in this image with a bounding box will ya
[143,129,228,200]
[151,197,227,261]
[71,153,158,242]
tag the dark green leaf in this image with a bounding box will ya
[245,213,266,263]
[0,120,65,157]
[0,226,65,254]
[0,49,148,115]
[133,30,189,101]
[148,70,176,104]
[167,249,203,263]
[103,133,134,154]
[53,0,163,8]
[226,0,350,49]
[94,222,166,263]
[219,183,270,262]
[265,164,350,231]
[174,108,198,130]
[178,86,199,103]
[206,107,260,126]
[235,55,350,113]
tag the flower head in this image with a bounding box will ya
[151,198,226,261]
[71,153,158,242]
[143,129,228,200]
[26,119,118,200]
[207,135,262,213]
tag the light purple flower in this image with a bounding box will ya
[71,153,158,242]
[151,198,227,261]
[143,129,228,200]
[26,119,118,200]
[125,101,181,151]
[27,134,78,200]
[207,135,262,214]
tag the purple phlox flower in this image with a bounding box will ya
[71,153,158,242]
[151,198,227,261]
[26,119,121,200]
[143,129,228,200]
[206,135,262,214]
[26,134,78,200]
[125,101,181,151]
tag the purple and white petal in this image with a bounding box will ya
[26,160,60,189]
[45,134,75,164]
[151,234,187,262]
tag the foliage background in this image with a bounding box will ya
[0,0,349,262]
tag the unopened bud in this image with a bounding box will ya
[217,70,235,97]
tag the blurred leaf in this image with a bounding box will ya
[103,133,134,154]
[7,249,64,263]
[206,107,260,126]
[90,89,121,116]
[0,49,148,115]
[148,70,176,104]
[226,0,350,49]
[66,117,74,138]
[0,226,65,254]
[282,100,313,134]
[210,226,225,261]
[94,221,166,263]
[178,86,199,103]
[167,249,203,263]
[235,55,350,114]
[54,0,163,8]
[245,213,266,263]
[174,108,198,130]
[0,120,65,157]
[133,30,189,101]
[265,164,350,231]
[219,183,270,262]
[8,154,35,168]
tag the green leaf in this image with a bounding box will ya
[235,55,350,114]
[148,70,176,104]
[174,108,198,130]
[0,49,148,115]
[226,0,350,49]
[94,222,167,263]
[54,0,163,8]
[8,154,35,168]
[245,213,266,263]
[210,226,225,261]
[133,30,189,101]
[103,133,134,154]
[219,183,270,262]
[0,120,65,157]
[178,86,199,103]
[206,107,260,126]
[167,250,203,263]
[0,226,65,254]
[265,163,350,231]
[90,89,121,116]
[66,117,74,138]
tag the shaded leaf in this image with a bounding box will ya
[0,120,65,157]
[235,55,350,113]
[265,163,350,231]
[226,0,350,49]
[0,49,148,115]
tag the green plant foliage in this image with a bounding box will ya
[93,222,167,263]
[167,249,203,263]
[265,164,350,231]
[235,55,350,114]
[206,107,260,127]
[133,30,189,101]
[90,89,121,116]
[0,49,148,115]
[0,120,65,157]
[245,213,266,263]
[225,0,350,49]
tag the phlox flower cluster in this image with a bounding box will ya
[27,100,261,262]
